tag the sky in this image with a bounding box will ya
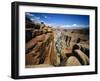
[26,12,89,29]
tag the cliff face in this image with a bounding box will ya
[25,20,58,66]
[26,33,56,65]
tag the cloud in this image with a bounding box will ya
[42,15,48,19]
[30,18,41,24]
[44,16,47,19]
[26,13,41,21]
[60,24,88,29]
[48,24,53,26]
[72,24,77,27]
[60,25,73,28]
[30,18,35,21]
[26,13,35,17]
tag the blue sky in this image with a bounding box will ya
[26,12,89,28]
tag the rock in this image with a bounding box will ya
[26,32,58,66]
[74,49,89,65]
[26,34,45,50]
[25,51,40,65]
[66,56,81,66]
[32,29,43,38]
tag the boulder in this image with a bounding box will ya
[74,49,89,65]
[66,56,81,66]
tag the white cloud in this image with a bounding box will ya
[44,16,47,19]
[30,18,35,21]
[60,24,88,29]
[26,13,35,17]
[27,13,41,21]
[30,18,41,24]
[61,25,72,28]
[42,15,48,19]
[72,24,77,27]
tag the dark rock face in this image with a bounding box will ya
[26,30,33,43]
